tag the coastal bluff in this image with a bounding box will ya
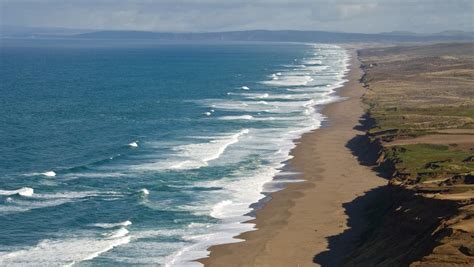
[344,43,474,266]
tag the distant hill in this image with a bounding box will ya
[2,26,473,43]
[70,30,474,43]
[0,25,91,37]
[380,30,474,38]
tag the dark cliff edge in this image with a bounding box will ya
[346,185,472,266]
[321,43,474,266]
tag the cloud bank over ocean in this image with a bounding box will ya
[1,0,473,33]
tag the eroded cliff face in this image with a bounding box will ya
[346,44,474,266]
[346,186,473,266]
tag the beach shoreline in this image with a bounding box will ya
[199,48,386,266]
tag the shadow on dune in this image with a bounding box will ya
[313,114,461,266]
[314,186,461,266]
[347,114,391,179]
[313,186,390,266]
[313,113,391,266]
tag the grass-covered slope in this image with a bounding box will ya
[347,43,474,266]
[359,43,474,188]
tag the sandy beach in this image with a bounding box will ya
[4,1,471,264]
[200,49,387,266]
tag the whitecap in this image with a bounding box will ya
[105,228,129,239]
[0,236,131,266]
[218,115,254,120]
[303,59,323,65]
[187,223,211,229]
[92,220,132,229]
[169,129,249,170]
[128,141,139,148]
[0,191,123,214]
[41,171,56,177]
[244,93,269,99]
[210,200,233,219]
[134,129,249,171]
[0,187,34,197]
[261,75,313,87]
[240,86,250,90]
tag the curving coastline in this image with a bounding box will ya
[199,48,387,266]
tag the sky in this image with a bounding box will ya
[1,0,473,33]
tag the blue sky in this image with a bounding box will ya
[1,0,473,33]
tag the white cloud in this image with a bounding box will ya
[337,3,378,19]
[0,0,472,33]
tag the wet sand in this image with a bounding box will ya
[199,49,386,267]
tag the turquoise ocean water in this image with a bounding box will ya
[0,41,348,266]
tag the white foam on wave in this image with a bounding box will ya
[241,92,330,102]
[42,171,56,177]
[128,141,139,148]
[241,93,269,99]
[166,162,284,266]
[0,191,123,214]
[93,44,350,266]
[305,65,329,72]
[165,44,351,266]
[164,222,254,267]
[218,115,254,120]
[200,97,333,116]
[286,86,327,92]
[18,187,33,197]
[261,75,313,87]
[303,59,323,65]
[169,129,249,170]
[0,234,131,266]
[0,43,351,267]
[62,172,126,179]
[240,86,250,90]
[92,220,132,228]
[140,188,150,196]
[133,129,250,171]
[202,100,268,112]
[187,223,212,229]
[2,213,132,265]
[35,191,123,199]
[0,187,34,197]
[279,93,320,100]
[282,64,306,68]
[106,228,130,239]
[217,115,288,122]
[210,200,233,219]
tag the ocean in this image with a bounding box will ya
[0,41,349,266]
